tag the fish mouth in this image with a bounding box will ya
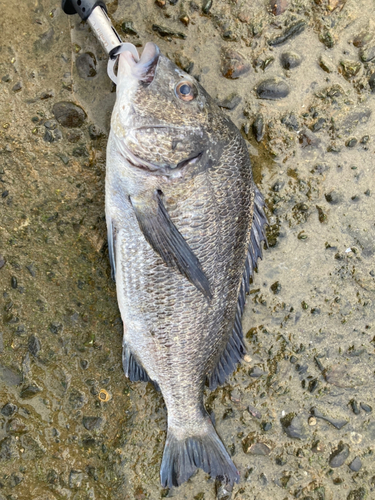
[118,140,204,177]
[118,42,160,85]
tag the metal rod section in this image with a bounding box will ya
[87,6,122,57]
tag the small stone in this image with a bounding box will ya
[152,24,186,39]
[11,276,17,289]
[121,21,138,36]
[179,14,190,26]
[12,81,22,92]
[346,138,358,148]
[320,31,335,48]
[76,52,97,79]
[280,413,307,439]
[369,73,375,91]
[325,191,342,204]
[252,114,264,142]
[353,27,374,47]
[1,403,17,417]
[221,48,250,79]
[202,0,212,14]
[44,119,57,130]
[360,402,372,412]
[256,78,289,100]
[350,399,360,415]
[43,129,54,143]
[308,416,317,426]
[52,101,87,128]
[360,45,375,62]
[319,55,334,73]
[244,441,271,455]
[217,93,241,110]
[270,281,281,294]
[69,470,84,489]
[312,440,325,453]
[268,20,306,46]
[2,74,11,82]
[6,418,28,434]
[329,442,349,468]
[281,112,299,130]
[67,130,82,143]
[155,0,166,7]
[311,407,348,430]
[248,405,262,419]
[20,384,42,399]
[347,487,366,500]
[49,322,63,335]
[269,0,288,15]
[88,124,103,140]
[262,422,272,431]
[349,457,362,472]
[249,366,266,377]
[69,389,86,409]
[47,469,59,485]
[28,335,41,357]
[280,51,301,69]
[82,416,104,431]
[8,472,23,487]
[340,60,361,79]
[0,255,6,269]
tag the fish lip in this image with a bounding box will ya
[118,140,204,177]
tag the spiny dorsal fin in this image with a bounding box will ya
[208,186,268,390]
[131,190,212,300]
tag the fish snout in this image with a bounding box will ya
[118,42,160,85]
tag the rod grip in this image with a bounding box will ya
[61,0,107,21]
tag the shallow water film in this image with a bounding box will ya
[1,0,375,499]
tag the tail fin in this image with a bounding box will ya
[160,418,239,488]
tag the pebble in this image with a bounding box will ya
[248,405,262,419]
[256,78,289,99]
[319,55,334,73]
[88,124,103,140]
[2,74,11,82]
[360,45,375,62]
[20,384,42,399]
[349,457,362,472]
[217,93,241,110]
[270,281,281,294]
[76,52,97,79]
[360,402,372,413]
[69,470,84,489]
[202,0,212,14]
[152,24,186,39]
[49,322,63,334]
[369,73,375,91]
[268,20,306,46]
[1,403,17,417]
[44,119,57,130]
[221,48,250,79]
[280,51,302,70]
[252,114,264,142]
[249,366,266,377]
[353,27,374,48]
[325,191,342,204]
[311,407,348,430]
[28,335,41,357]
[52,101,87,128]
[0,255,5,269]
[350,399,360,415]
[280,413,307,439]
[12,81,22,92]
[329,442,349,468]
[347,488,366,500]
[122,21,138,36]
[82,416,104,431]
[179,14,190,26]
[11,276,17,289]
[269,0,288,15]
[346,137,358,148]
[340,60,361,79]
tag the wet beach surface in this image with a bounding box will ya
[0,0,375,498]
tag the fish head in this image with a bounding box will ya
[111,42,228,177]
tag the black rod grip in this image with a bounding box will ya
[62,0,107,21]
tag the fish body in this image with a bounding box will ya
[105,42,267,487]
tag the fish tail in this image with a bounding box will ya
[160,417,239,488]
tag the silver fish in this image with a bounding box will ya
[105,42,267,487]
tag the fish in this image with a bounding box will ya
[105,41,267,487]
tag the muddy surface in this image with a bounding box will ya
[1,0,375,499]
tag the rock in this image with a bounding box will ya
[319,55,334,73]
[69,470,84,489]
[369,73,375,91]
[1,403,17,417]
[311,407,348,429]
[340,60,361,79]
[202,0,212,14]
[82,416,104,431]
[281,112,299,130]
[360,402,372,413]
[0,365,22,386]
[329,442,349,467]
[244,441,271,455]
[217,93,241,110]
[249,366,266,377]
[270,281,281,294]
[12,81,22,92]
[88,124,103,140]
[269,0,288,15]
[349,457,362,472]
[248,405,262,419]
[20,384,42,399]
[268,20,306,46]
[67,130,82,143]
[0,255,5,269]
[215,479,233,500]
[252,114,264,141]
[52,101,87,128]
[121,21,138,36]
[347,487,366,500]
[76,52,97,79]
[49,322,63,335]
[221,48,250,79]
[280,413,307,439]
[6,418,28,434]
[8,472,23,487]
[256,78,289,99]
[47,469,59,485]
[28,335,41,357]
[152,24,186,39]
[280,52,302,69]
[360,45,375,62]
[325,191,342,204]
[11,276,17,289]
[346,138,358,148]
[68,389,86,409]
[0,436,18,461]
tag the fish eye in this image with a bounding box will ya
[175,81,197,102]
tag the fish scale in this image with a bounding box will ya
[105,43,267,487]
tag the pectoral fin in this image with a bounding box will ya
[131,191,212,300]
[106,215,116,281]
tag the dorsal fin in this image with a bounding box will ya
[208,187,268,390]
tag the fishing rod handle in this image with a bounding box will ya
[62,0,107,21]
